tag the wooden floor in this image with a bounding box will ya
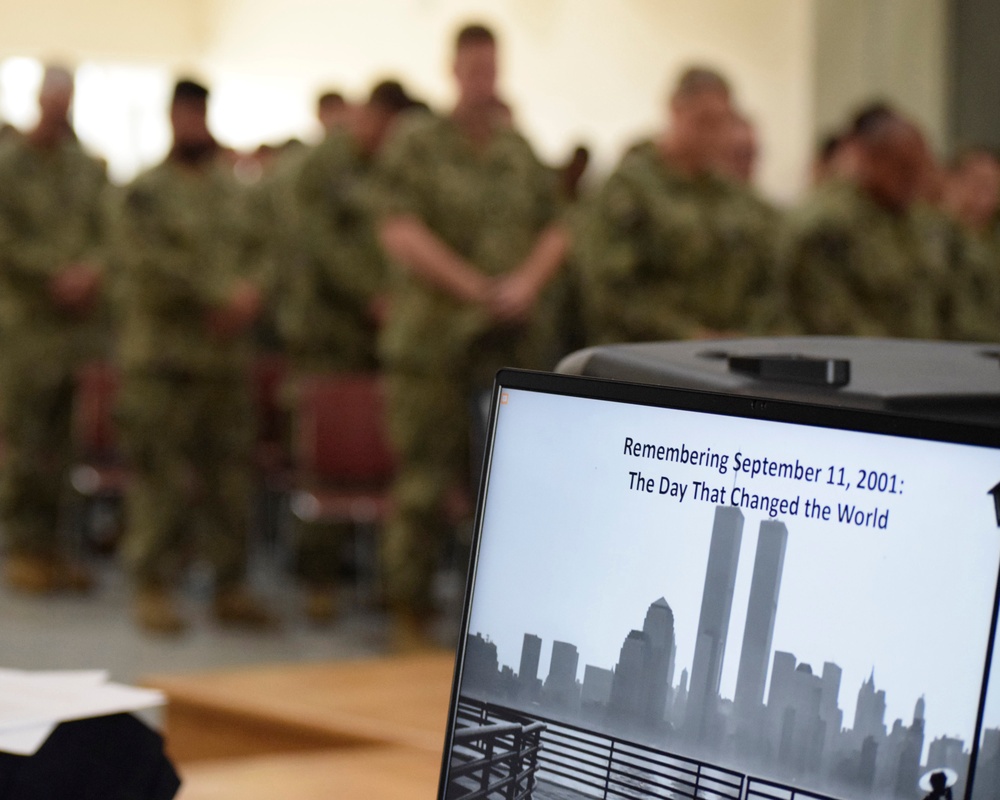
[145,651,456,799]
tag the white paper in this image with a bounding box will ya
[0,669,166,756]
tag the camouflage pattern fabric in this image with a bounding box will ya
[279,128,387,373]
[0,135,107,556]
[112,157,262,589]
[117,374,253,588]
[573,140,782,345]
[374,113,561,613]
[781,180,947,338]
[375,113,562,375]
[914,206,1000,343]
[113,159,263,376]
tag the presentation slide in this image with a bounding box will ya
[451,387,1000,800]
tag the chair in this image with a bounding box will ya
[286,373,396,595]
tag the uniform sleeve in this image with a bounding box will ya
[574,171,702,344]
[782,219,879,336]
[291,143,383,309]
[372,118,430,221]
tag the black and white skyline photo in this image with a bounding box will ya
[460,388,1000,796]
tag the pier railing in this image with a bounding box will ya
[455,696,745,800]
[446,717,546,800]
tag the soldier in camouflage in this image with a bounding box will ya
[278,80,420,622]
[782,111,947,338]
[375,23,568,646]
[0,66,107,594]
[574,68,782,345]
[112,80,274,634]
[939,147,1000,342]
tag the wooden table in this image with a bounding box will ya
[175,746,442,800]
[146,652,456,764]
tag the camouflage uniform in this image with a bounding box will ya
[574,140,781,345]
[781,180,946,338]
[928,215,1000,342]
[375,113,560,614]
[278,129,390,588]
[0,134,106,562]
[280,128,386,372]
[112,157,262,591]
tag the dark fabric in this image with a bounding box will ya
[0,713,180,799]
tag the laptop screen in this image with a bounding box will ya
[440,369,1000,800]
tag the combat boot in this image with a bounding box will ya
[135,586,186,635]
[214,585,279,630]
[389,610,440,654]
[3,553,59,594]
[304,583,340,625]
[3,552,93,594]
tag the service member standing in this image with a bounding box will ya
[574,68,780,345]
[939,147,1000,342]
[0,66,106,593]
[113,80,272,634]
[376,23,568,645]
[279,80,420,621]
[782,111,946,338]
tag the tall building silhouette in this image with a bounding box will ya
[853,670,888,745]
[545,641,580,711]
[684,505,744,742]
[608,598,676,730]
[610,629,647,721]
[518,633,543,701]
[581,665,614,713]
[766,655,829,775]
[734,521,788,721]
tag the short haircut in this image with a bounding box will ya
[672,66,730,101]
[318,91,345,109]
[849,101,897,139]
[368,80,418,114]
[172,79,209,106]
[817,132,845,163]
[455,23,496,51]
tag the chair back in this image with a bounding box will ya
[296,373,395,484]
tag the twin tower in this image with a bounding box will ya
[684,506,788,742]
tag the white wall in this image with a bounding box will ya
[813,0,949,153]
[200,0,816,202]
[0,0,950,199]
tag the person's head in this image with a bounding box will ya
[667,66,733,174]
[353,79,420,156]
[813,131,854,184]
[170,79,216,164]
[317,91,349,133]
[944,147,1000,231]
[36,65,74,133]
[453,23,498,111]
[722,112,759,184]
[854,111,927,213]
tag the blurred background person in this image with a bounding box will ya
[375,22,568,648]
[721,111,760,186]
[112,79,274,634]
[0,65,106,594]
[782,107,947,338]
[278,78,423,623]
[939,147,1000,341]
[317,90,350,136]
[574,66,781,346]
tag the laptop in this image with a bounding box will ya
[438,368,1000,800]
